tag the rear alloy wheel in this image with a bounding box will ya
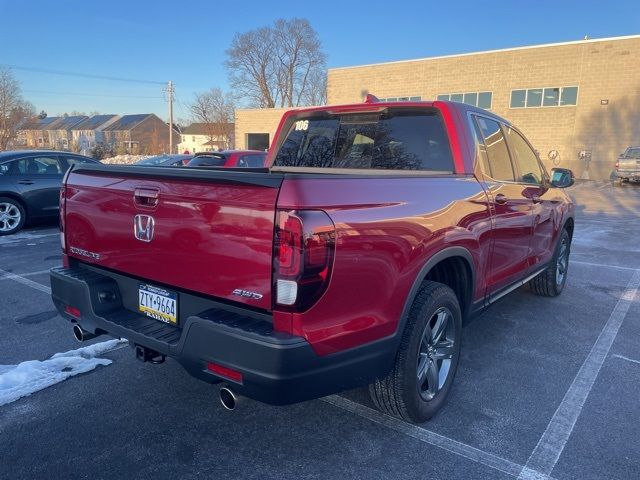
[369,281,462,423]
[0,198,26,235]
[417,307,456,401]
[528,228,571,297]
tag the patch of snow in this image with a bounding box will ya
[101,154,151,165]
[0,339,127,406]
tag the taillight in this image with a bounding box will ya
[273,210,335,312]
[59,185,66,252]
[615,161,619,170]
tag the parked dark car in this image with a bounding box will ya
[135,154,192,167]
[0,150,100,235]
[187,150,267,168]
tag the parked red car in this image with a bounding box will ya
[187,150,267,168]
[51,98,575,423]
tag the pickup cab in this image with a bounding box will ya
[50,98,575,423]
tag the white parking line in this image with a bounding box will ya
[570,260,639,271]
[611,354,640,366]
[0,231,59,245]
[0,269,51,281]
[323,395,557,479]
[517,269,640,480]
[0,267,51,294]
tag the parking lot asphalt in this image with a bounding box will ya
[1,182,639,480]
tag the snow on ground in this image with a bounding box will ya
[0,339,127,406]
[101,154,151,165]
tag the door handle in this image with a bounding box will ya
[134,187,159,207]
[494,193,508,205]
[18,180,34,185]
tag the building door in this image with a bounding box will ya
[247,133,270,151]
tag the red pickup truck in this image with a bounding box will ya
[50,99,575,423]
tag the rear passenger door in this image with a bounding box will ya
[14,155,64,217]
[473,116,534,296]
[503,127,556,269]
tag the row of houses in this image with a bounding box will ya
[15,113,178,155]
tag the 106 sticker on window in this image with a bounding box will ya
[294,120,309,131]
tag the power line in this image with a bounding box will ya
[23,89,163,99]
[3,64,165,85]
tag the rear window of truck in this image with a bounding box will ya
[273,110,454,172]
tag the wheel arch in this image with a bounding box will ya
[397,247,476,338]
[563,216,574,241]
[0,192,28,215]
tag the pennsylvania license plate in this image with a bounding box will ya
[138,284,178,325]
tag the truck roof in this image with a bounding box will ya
[281,98,510,126]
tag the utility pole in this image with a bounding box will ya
[167,80,174,153]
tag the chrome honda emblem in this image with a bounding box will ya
[134,214,155,242]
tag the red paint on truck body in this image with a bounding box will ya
[61,100,574,358]
[64,174,278,311]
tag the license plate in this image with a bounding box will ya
[138,284,178,325]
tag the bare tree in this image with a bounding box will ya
[226,18,326,108]
[189,88,236,149]
[300,69,327,106]
[273,18,326,107]
[0,67,35,150]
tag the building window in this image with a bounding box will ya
[527,89,543,107]
[510,86,578,108]
[378,96,421,102]
[560,87,578,106]
[437,91,492,109]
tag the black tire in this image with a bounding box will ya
[0,197,26,236]
[369,281,462,423]
[528,228,571,297]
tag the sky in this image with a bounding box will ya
[0,0,638,122]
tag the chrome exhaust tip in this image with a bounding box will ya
[219,387,239,411]
[72,324,98,343]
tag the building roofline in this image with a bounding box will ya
[328,34,640,71]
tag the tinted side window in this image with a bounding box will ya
[504,128,543,184]
[237,154,266,168]
[474,117,514,182]
[471,117,491,176]
[17,156,62,175]
[188,155,226,167]
[273,111,454,172]
[65,156,91,166]
[0,161,15,176]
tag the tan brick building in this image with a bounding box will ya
[235,108,291,152]
[236,35,640,179]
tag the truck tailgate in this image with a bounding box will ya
[64,165,282,311]
[618,158,640,172]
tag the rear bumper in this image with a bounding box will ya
[615,170,640,179]
[50,265,395,405]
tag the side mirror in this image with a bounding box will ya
[550,167,574,188]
